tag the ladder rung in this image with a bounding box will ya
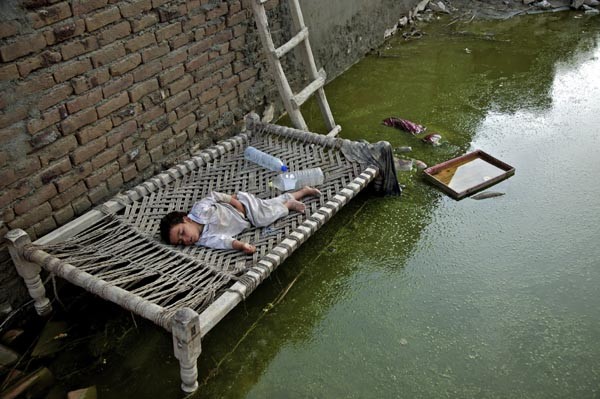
[326,125,342,137]
[291,69,326,108]
[273,27,308,59]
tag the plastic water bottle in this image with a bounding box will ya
[271,168,324,191]
[244,146,288,172]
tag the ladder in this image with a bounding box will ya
[251,0,342,137]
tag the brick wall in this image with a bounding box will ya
[0,0,291,308]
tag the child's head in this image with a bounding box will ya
[160,211,199,246]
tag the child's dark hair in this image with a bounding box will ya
[159,211,187,244]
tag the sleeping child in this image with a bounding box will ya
[159,187,321,254]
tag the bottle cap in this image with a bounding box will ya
[281,165,289,172]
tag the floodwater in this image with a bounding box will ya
[37,11,600,399]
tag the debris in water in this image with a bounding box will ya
[394,157,413,172]
[414,160,428,170]
[383,117,426,134]
[465,48,472,54]
[422,133,442,146]
[399,338,408,345]
[395,146,412,153]
[471,191,505,200]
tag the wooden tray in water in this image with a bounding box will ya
[423,150,515,200]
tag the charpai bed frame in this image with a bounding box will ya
[5,114,379,393]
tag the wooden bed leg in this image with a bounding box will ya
[5,229,52,316]
[172,307,202,393]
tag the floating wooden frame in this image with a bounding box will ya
[423,150,515,200]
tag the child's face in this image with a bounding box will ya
[169,217,200,246]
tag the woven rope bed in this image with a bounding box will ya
[6,115,385,393]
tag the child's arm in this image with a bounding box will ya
[211,192,246,216]
[232,240,256,254]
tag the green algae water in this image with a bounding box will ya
[43,12,600,399]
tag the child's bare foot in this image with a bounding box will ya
[302,186,321,197]
[286,199,306,212]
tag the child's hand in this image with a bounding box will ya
[242,243,256,254]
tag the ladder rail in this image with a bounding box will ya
[251,0,340,136]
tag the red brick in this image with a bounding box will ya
[137,105,164,125]
[91,42,126,68]
[233,24,247,38]
[135,152,151,171]
[76,117,113,144]
[72,195,92,215]
[0,168,17,189]
[71,136,106,165]
[66,88,103,114]
[91,145,120,169]
[53,204,75,225]
[189,75,216,98]
[204,19,225,35]
[119,0,151,17]
[169,32,191,49]
[46,19,86,45]
[183,13,205,31]
[85,161,119,188]
[29,129,61,151]
[0,21,19,40]
[207,2,228,20]
[54,162,92,192]
[54,58,92,83]
[106,119,136,147]
[16,56,42,78]
[28,2,72,29]
[148,145,164,162]
[111,103,138,126]
[221,74,240,91]
[230,35,245,51]
[130,13,159,33]
[199,85,219,104]
[124,31,156,53]
[60,107,98,134]
[103,73,134,98]
[38,135,78,166]
[146,127,172,149]
[172,113,195,133]
[165,90,190,112]
[14,184,57,215]
[229,0,241,13]
[97,91,129,118]
[106,172,123,192]
[110,53,141,76]
[37,156,71,185]
[50,181,86,209]
[0,64,20,82]
[217,89,237,107]
[121,164,137,182]
[37,84,72,111]
[85,7,121,32]
[9,202,53,230]
[98,20,131,46]
[72,68,110,94]
[174,97,198,119]
[158,65,184,87]
[132,59,161,82]
[188,37,210,56]
[15,73,55,98]
[160,47,187,69]
[141,43,169,63]
[72,0,108,16]
[156,22,182,43]
[227,10,247,27]
[128,78,159,102]
[168,74,193,96]
[27,108,61,134]
[185,52,208,72]
[157,4,185,22]
[0,32,47,62]
[88,183,109,204]
[61,36,99,60]
[237,76,256,96]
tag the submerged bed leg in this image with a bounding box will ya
[5,229,52,316]
[172,307,202,393]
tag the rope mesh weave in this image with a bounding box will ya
[35,121,368,323]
